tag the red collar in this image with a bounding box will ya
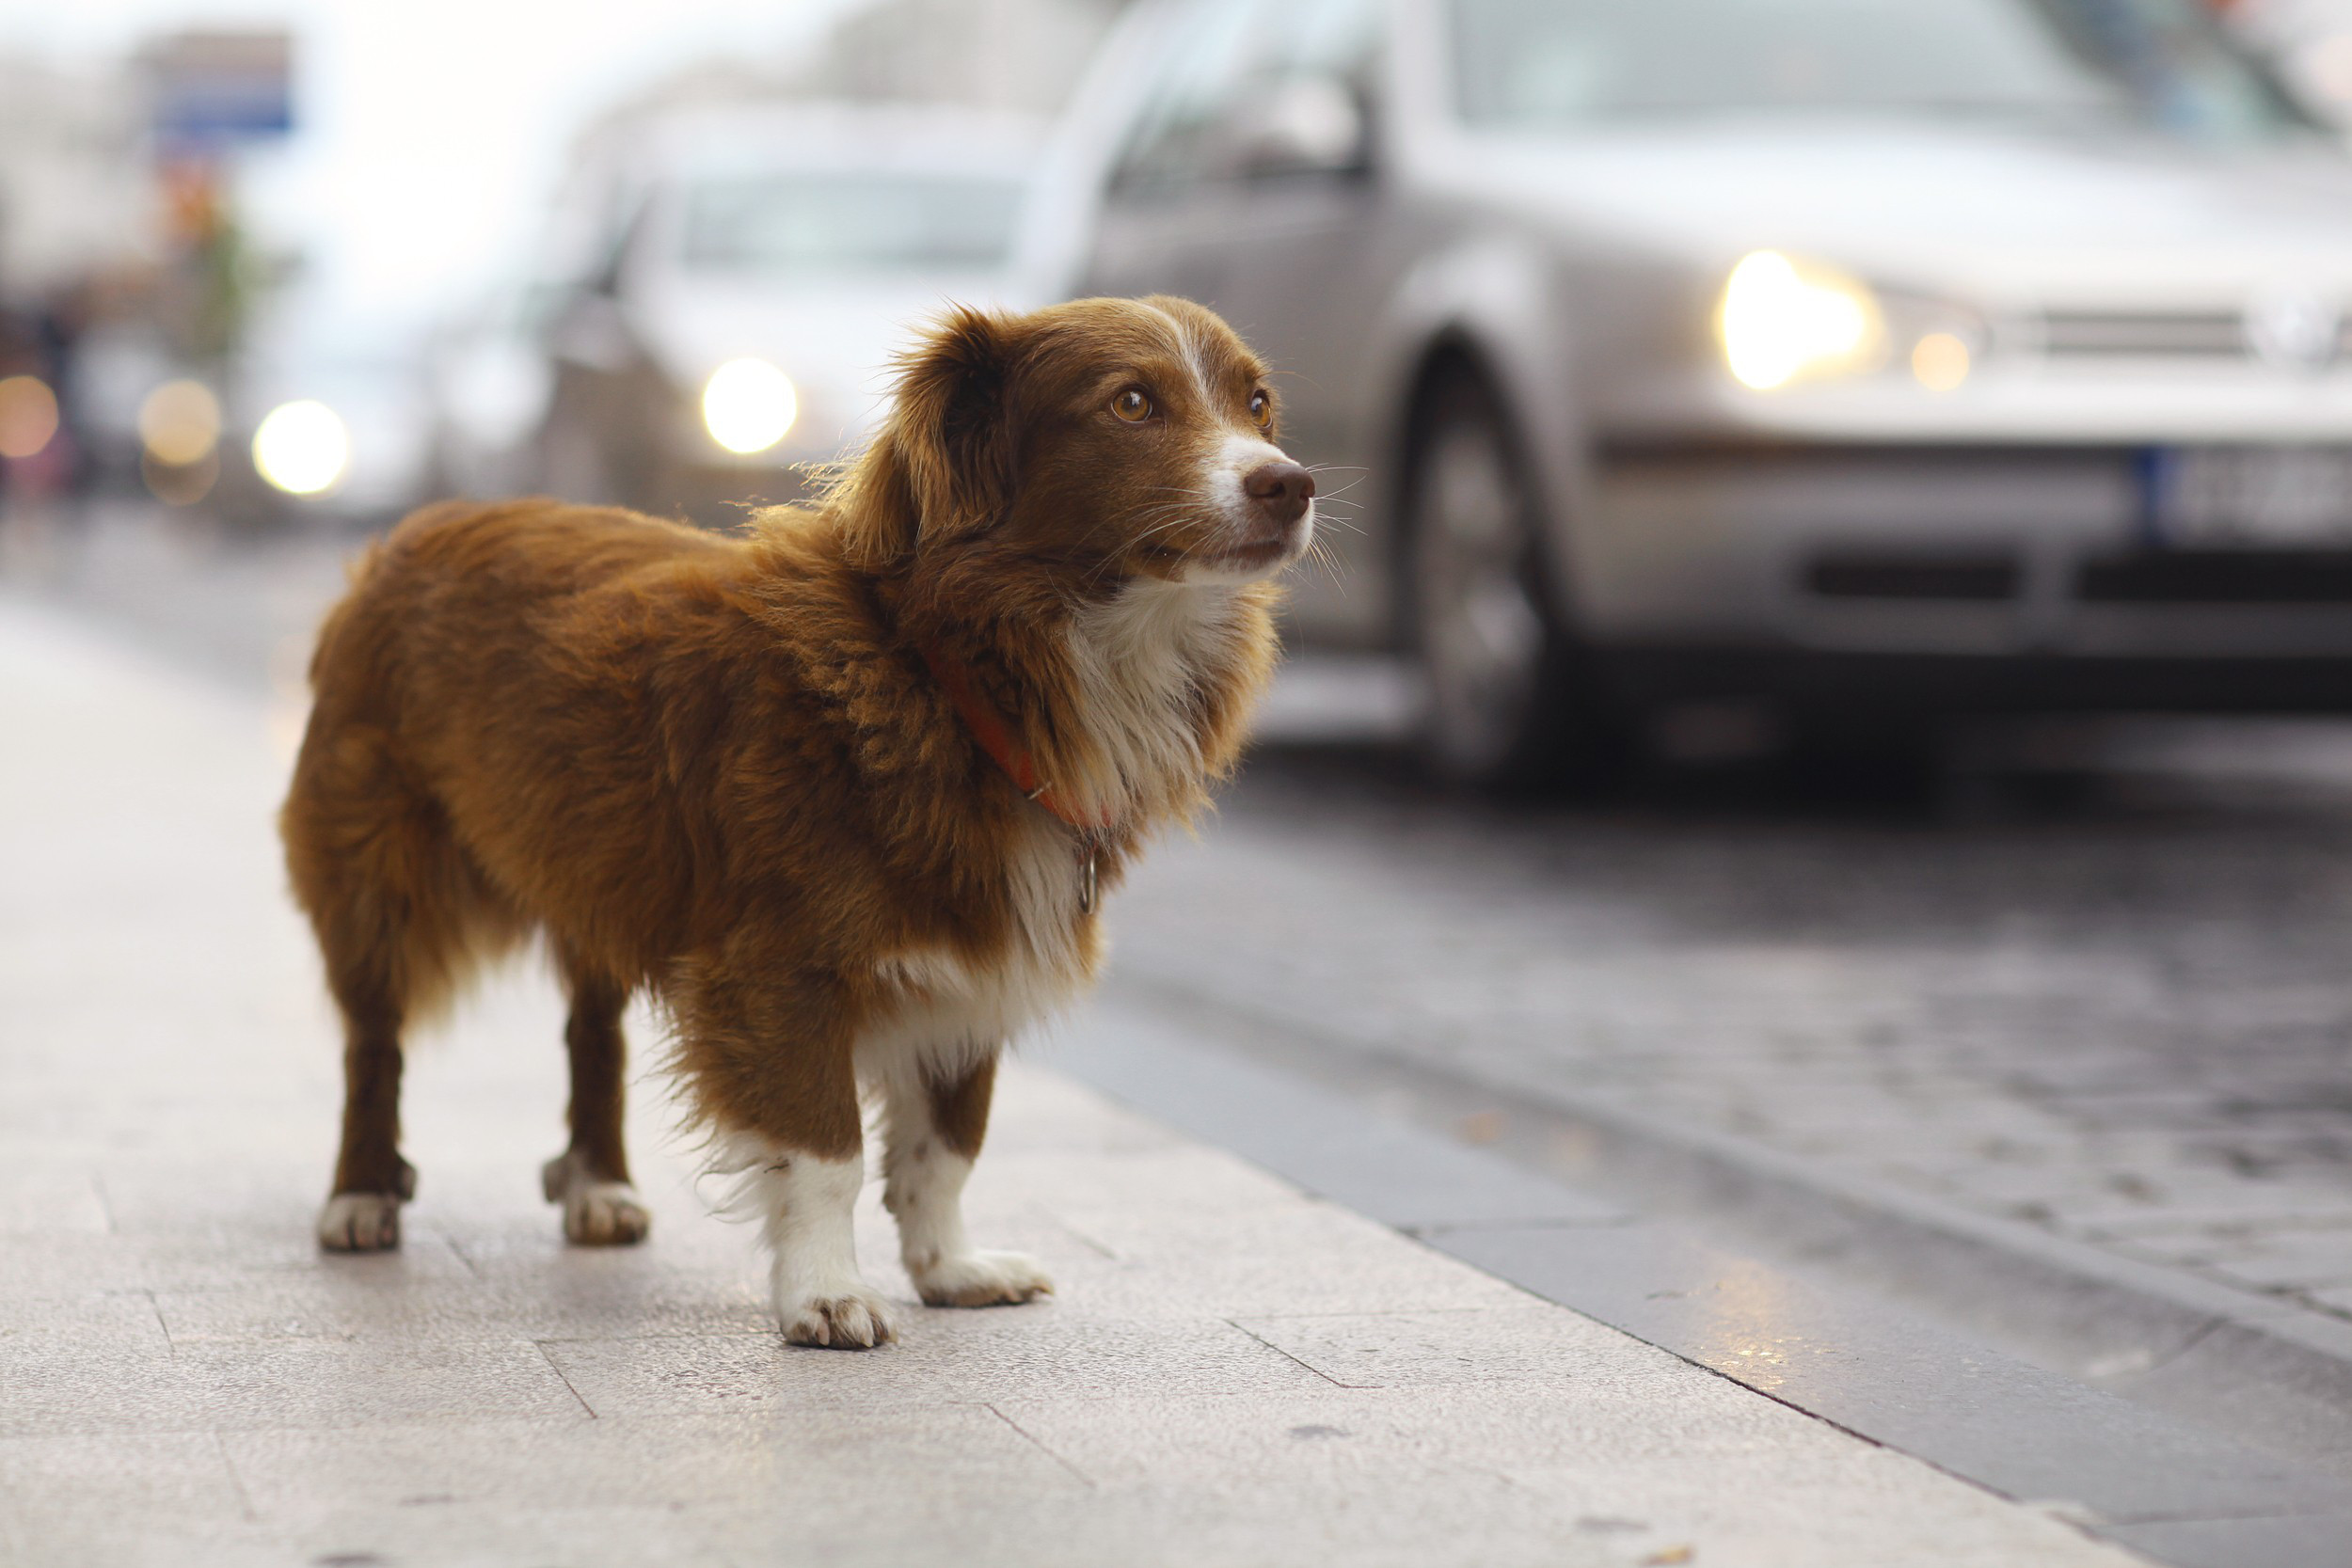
[921,642,1114,833]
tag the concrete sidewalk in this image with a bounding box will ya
[0,594,2141,1568]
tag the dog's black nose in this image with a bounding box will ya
[1243,461,1315,524]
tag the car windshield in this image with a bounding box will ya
[1450,0,2314,141]
[680,171,1026,274]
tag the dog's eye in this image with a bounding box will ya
[1248,390,1272,431]
[1112,388,1152,422]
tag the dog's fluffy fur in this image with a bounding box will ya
[281,296,1314,1346]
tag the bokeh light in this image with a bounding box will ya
[252,401,351,496]
[142,451,219,507]
[1911,332,1972,392]
[702,358,798,454]
[0,375,60,461]
[138,379,224,467]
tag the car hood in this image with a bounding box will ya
[640,272,1025,375]
[633,271,1030,436]
[1451,119,2352,300]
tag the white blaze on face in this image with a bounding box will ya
[1152,303,1316,584]
[1178,433,1316,587]
[1212,433,1289,522]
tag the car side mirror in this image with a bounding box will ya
[1228,74,1370,179]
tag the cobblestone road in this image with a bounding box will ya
[1112,741,2352,1336]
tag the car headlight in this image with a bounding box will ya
[702,358,797,454]
[1716,250,1884,391]
[253,401,350,495]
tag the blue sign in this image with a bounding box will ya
[150,32,293,150]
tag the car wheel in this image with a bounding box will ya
[1405,369,1623,789]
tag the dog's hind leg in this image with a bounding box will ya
[317,990,414,1251]
[285,719,504,1253]
[882,1051,1052,1307]
[542,955,650,1245]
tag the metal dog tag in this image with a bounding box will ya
[1077,842,1099,915]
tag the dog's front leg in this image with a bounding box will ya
[755,1139,893,1348]
[710,1082,893,1347]
[686,970,896,1347]
[883,1052,1053,1307]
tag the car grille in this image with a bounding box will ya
[1807,554,2021,600]
[2077,551,2352,603]
[2038,309,2251,358]
[1804,549,2352,606]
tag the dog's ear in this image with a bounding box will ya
[834,306,1020,572]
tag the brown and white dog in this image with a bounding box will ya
[279,296,1312,1347]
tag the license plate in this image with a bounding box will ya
[2146,446,2352,547]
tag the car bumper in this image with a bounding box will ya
[1600,647,2352,717]
[1574,440,2352,673]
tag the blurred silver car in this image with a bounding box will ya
[1070,0,2352,783]
[536,103,1047,520]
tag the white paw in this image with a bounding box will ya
[564,1181,651,1246]
[542,1150,651,1246]
[776,1283,897,1349]
[317,1192,403,1252]
[912,1249,1055,1308]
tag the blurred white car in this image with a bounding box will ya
[421,277,563,500]
[233,315,436,524]
[532,103,1049,519]
[1067,0,2352,784]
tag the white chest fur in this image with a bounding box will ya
[1059,578,1244,820]
[859,580,1239,1089]
[860,815,1095,1088]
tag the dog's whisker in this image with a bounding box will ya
[1298,535,1351,596]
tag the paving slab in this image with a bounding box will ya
[0,1431,253,1566]
[540,1314,1335,1415]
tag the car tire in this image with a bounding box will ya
[1404,366,1627,790]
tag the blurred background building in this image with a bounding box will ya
[0,0,1132,528]
[786,0,1127,112]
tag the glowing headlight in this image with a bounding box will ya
[702,358,797,454]
[252,401,350,496]
[1717,250,1884,391]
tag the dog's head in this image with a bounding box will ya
[834,296,1314,596]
